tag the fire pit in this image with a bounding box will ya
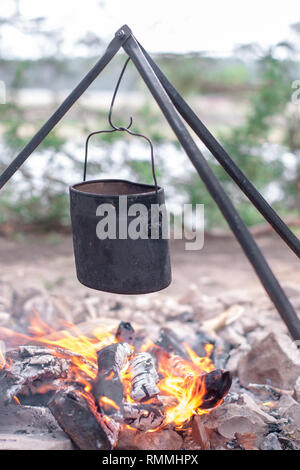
[0,314,231,450]
[0,285,300,451]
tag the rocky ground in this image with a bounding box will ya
[0,233,299,450]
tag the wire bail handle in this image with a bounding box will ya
[83,58,158,194]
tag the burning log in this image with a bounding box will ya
[48,387,119,449]
[200,369,232,409]
[128,352,159,401]
[115,322,136,345]
[92,342,131,416]
[0,345,70,405]
[152,345,231,414]
[0,344,98,406]
[123,401,164,431]
[155,328,190,360]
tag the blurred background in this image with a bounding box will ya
[1,0,300,235]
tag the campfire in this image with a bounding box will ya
[0,313,231,450]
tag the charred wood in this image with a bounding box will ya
[151,347,190,377]
[200,369,232,409]
[212,338,232,370]
[123,401,164,431]
[96,342,131,374]
[48,387,119,449]
[128,352,159,401]
[92,342,131,416]
[155,328,190,360]
[115,322,136,345]
[0,344,97,405]
[0,345,69,405]
[193,329,215,357]
[151,346,231,410]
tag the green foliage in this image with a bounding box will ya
[180,44,300,228]
[127,159,162,185]
[0,190,70,230]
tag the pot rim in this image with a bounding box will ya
[69,178,164,198]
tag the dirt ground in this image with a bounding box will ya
[0,232,299,305]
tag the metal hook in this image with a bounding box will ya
[108,57,133,131]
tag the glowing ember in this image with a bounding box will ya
[98,396,121,411]
[262,401,276,408]
[13,395,21,406]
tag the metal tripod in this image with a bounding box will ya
[1,25,300,339]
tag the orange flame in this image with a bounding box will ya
[99,396,120,411]
[0,312,224,429]
[13,395,21,406]
[156,343,216,427]
[0,313,117,393]
[262,401,275,408]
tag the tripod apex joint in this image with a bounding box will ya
[115,25,132,39]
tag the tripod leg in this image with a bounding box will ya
[0,27,130,190]
[137,42,300,259]
[123,35,300,340]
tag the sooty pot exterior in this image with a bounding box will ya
[69,179,171,294]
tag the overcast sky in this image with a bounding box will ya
[1,0,300,58]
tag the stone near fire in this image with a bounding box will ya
[238,332,300,389]
[235,432,258,450]
[277,395,300,430]
[115,427,139,450]
[123,402,164,431]
[133,428,183,450]
[225,345,249,376]
[0,404,74,450]
[192,415,211,450]
[246,383,292,401]
[116,427,183,451]
[0,433,74,450]
[0,403,63,433]
[260,433,282,450]
[201,402,267,444]
[237,393,277,424]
